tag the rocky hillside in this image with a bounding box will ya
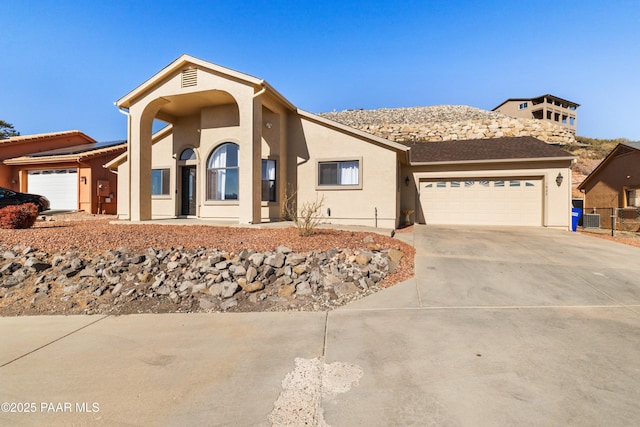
[319,105,576,145]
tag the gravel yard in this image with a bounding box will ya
[0,213,415,316]
[578,229,640,248]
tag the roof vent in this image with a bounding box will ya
[181,68,197,88]
[615,146,632,157]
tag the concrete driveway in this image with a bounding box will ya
[1,225,640,426]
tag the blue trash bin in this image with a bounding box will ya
[571,208,582,232]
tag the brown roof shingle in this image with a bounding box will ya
[410,136,574,163]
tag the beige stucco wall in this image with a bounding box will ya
[496,99,577,133]
[409,160,574,228]
[118,93,292,222]
[260,104,286,222]
[495,101,531,119]
[116,159,130,219]
[117,130,175,219]
[124,66,261,223]
[289,116,400,229]
[149,131,176,218]
[408,161,571,228]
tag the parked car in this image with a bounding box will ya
[0,187,50,212]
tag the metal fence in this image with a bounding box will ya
[576,207,640,234]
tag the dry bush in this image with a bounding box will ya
[570,156,601,178]
[0,203,39,229]
[282,188,325,237]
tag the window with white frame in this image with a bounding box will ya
[152,169,170,196]
[519,102,528,110]
[318,160,360,186]
[262,159,276,202]
[207,143,239,201]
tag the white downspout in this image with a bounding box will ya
[253,81,267,98]
[116,104,131,220]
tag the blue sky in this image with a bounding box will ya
[1,0,639,141]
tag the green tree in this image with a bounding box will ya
[0,120,20,139]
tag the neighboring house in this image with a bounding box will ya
[0,131,125,213]
[107,54,575,229]
[493,94,579,134]
[578,141,640,229]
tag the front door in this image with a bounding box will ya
[181,166,196,216]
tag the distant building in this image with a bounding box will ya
[492,94,579,134]
[578,141,640,230]
[1,131,125,214]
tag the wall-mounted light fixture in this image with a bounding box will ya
[405,176,410,187]
[555,172,563,187]
[80,176,87,184]
[265,122,273,129]
[10,178,17,184]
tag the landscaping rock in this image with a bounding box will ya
[296,281,312,296]
[265,253,286,268]
[221,281,239,298]
[0,241,403,315]
[240,281,264,293]
[355,253,372,265]
[334,282,360,298]
[278,284,296,297]
[388,248,404,264]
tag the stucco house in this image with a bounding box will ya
[108,54,576,229]
[493,94,579,134]
[408,137,576,226]
[578,141,640,229]
[1,131,125,213]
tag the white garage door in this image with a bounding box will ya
[28,169,78,210]
[420,178,543,226]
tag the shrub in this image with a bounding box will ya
[282,188,325,237]
[0,203,39,229]
[572,136,629,159]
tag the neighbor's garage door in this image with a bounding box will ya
[420,178,542,226]
[28,169,78,210]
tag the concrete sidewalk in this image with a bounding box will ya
[1,226,640,426]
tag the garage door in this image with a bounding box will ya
[420,178,542,226]
[28,169,78,210]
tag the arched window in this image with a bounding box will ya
[180,148,196,160]
[207,143,239,200]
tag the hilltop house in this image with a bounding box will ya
[493,94,579,134]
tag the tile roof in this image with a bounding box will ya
[409,136,575,164]
[27,140,126,157]
[0,130,95,144]
[621,141,640,151]
[3,141,127,165]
